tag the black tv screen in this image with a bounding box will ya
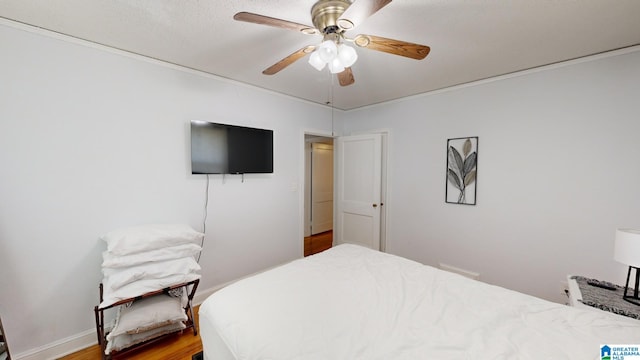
[191,121,273,174]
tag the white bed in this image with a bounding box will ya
[199,244,640,359]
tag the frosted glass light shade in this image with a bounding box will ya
[308,40,358,73]
[614,228,640,267]
[338,44,358,67]
[328,57,345,74]
[308,51,326,71]
[318,40,338,63]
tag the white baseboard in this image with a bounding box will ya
[193,282,226,306]
[12,283,227,360]
[14,329,97,360]
[13,262,290,360]
[438,263,481,281]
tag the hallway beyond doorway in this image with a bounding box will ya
[304,230,332,257]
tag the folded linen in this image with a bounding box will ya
[101,224,204,256]
[105,321,186,355]
[103,256,201,291]
[102,243,202,268]
[100,272,201,309]
[106,294,187,341]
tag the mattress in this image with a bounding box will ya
[199,244,640,360]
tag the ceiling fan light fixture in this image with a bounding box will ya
[308,40,357,73]
[308,51,326,71]
[317,40,338,62]
[235,0,429,86]
[337,43,358,67]
[328,57,345,74]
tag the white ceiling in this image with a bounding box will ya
[1,0,639,110]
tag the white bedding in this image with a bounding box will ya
[199,244,640,360]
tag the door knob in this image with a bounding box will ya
[372,204,378,208]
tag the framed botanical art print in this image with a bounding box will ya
[446,137,478,205]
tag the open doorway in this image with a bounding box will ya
[304,135,334,256]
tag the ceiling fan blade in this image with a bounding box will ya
[354,34,430,60]
[337,67,355,86]
[337,0,393,30]
[234,12,318,34]
[263,46,316,75]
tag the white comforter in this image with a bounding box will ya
[199,244,640,360]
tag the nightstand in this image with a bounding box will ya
[567,275,640,320]
[567,275,596,310]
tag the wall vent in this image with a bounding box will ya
[438,263,480,281]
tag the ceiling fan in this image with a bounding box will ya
[234,0,431,86]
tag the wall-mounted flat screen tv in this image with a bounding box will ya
[191,121,273,174]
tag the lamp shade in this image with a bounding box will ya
[317,40,338,63]
[338,44,358,67]
[614,228,640,267]
[308,51,326,71]
[308,40,358,73]
[328,57,345,74]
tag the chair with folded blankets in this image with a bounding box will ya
[94,224,203,359]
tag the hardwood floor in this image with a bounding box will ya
[59,306,203,360]
[62,235,333,360]
[304,230,333,257]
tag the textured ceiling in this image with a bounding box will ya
[1,0,639,110]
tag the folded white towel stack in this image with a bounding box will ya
[98,224,203,355]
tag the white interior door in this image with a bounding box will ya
[335,134,382,250]
[311,143,333,235]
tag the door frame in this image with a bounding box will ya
[298,128,390,257]
[299,129,335,257]
[305,137,334,236]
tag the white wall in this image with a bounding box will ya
[0,21,331,357]
[342,48,640,303]
[2,15,639,358]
